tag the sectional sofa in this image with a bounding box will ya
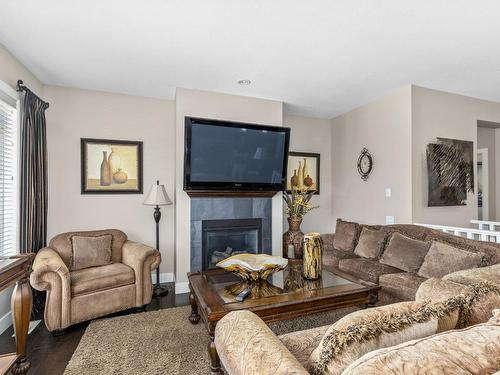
[322,219,500,304]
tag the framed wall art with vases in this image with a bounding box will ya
[286,152,320,194]
[81,138,143,194]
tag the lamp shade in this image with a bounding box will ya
[143,182,172,206]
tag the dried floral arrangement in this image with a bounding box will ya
[283,187,319,219]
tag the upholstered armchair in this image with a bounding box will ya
[30,229,161,333]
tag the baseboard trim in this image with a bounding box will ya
[0,311,12,335]
[175,281,190,294]
[151,272,175,284]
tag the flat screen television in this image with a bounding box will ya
[184,117,291,192]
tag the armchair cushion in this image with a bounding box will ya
[70,263,135,296]
[71,234,112,270]
[49,229,127,269]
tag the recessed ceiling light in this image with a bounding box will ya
[237,79,251,85]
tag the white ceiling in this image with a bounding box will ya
[1,0,500,118]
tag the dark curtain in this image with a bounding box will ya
[19,90,48,253]
[18,88,48,318]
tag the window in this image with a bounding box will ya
[0,82,18,256]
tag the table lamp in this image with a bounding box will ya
[143,180,172,297]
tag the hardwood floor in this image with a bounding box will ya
[0,284,189,375]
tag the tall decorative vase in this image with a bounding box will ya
[302,232,322,280]
[297,161,304,189]
[283,217,304,259]
[108,147,121,176]
[302,158,308,184]
[100,151,111,186]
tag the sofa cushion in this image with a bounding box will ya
[443,263,500,285]
[416,279,500,326]
[379,232,429,273]
[338,258,401,283]
[415,278,466,302]
[71,235,113,270]
[418,241,484,279]
[49,229,127,269]
[308,300,459,375]
[70,263,135,296]
[323,248,358,268]
[333,219,360,253]
[341,311,500,375]
[279,325,330,367]
[354,228,387,259]
[379,272,426,301]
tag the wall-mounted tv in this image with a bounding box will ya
[184,117,291,192]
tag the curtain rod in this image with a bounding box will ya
[16,80,49,109]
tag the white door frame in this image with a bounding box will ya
[478,148,489,221]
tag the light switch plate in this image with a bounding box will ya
[385,216,395,225]
[385,188,391,198]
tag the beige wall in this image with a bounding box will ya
[283,115,333,233]
[412,86,500,227]
[44,86,176,278]
[174,88,283,292]
[477,126,497,220]
[330,86,413,225]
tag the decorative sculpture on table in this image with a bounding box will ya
[216,254,288,283]
[302,232,322,280]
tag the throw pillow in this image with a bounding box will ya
[307,300,459,375]
[354,228,387,259]
[418,241,485,279]
[71,234,113,270]
[379,232,429,272]
[333,219,360,253]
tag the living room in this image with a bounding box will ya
[0,1,499,375]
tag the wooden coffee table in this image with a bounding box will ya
[187,260,379,374]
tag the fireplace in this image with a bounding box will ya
[202,218,263,270]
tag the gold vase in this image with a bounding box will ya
[302,232,322,280]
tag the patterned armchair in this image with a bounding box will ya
[30,229,160,333]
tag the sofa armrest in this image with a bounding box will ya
[321,233,335,252]
[29,248,71,331]
[215,310,309,375]
[122,240,161,306]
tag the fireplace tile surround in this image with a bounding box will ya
[190,198,272,272]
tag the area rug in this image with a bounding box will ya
[64,305,357,375]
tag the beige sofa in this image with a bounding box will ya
[30,229,161,333]
[215,266,500,375]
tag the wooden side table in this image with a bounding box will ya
[0,254,34,375]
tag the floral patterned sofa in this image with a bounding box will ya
[214,267,500,375]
